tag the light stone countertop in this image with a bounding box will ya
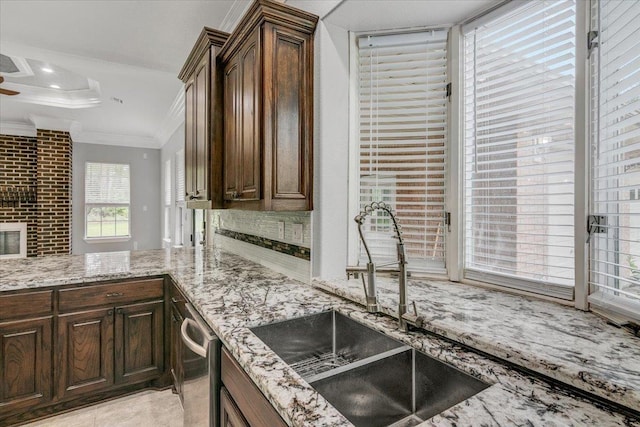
[0,247,638,427]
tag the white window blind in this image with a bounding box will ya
[85,162,130,204]
[463,0,576,299]
[85,162,130,239]
[176,149,185,203]
[589,0,640,316]
[164,159,171,206]
[356,30,448,272]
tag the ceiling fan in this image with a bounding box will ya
[0,76,20,96]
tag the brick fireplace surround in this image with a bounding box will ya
[0,130,72,256]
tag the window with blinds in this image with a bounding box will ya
[356,30,448,272]
[164,159,171,242]
[589,0,640,319]
[85,162,130,238]
[463,0,576,298]
[175,149,185,203]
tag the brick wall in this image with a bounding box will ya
[0,134,38,257]
[0,130,72,257]
[37,130,72,256]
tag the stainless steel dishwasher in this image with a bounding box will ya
[180,303,221,427]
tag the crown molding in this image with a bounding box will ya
[72,129,161,149]
[29,115,80,133]
[220,0,253,33]
[156,89,185,147]
[2,79,102,109]
[0,121,37,137]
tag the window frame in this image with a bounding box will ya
[347,27,452,277]
[84,161,131,242]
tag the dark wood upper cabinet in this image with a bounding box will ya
[179,27,230,209]
[220,0,317,211]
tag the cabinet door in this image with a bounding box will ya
[263,23,313,210]
[114,300,164,385]
[0,317,52,416]
[194,56,210,201]
[224,57,240,200]
[185,77,196,200]
[220,387,249,427]
[169,304,184,400]
[57,308,114,399]
[238,28,262,201]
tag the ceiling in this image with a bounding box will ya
[0,0,499,149]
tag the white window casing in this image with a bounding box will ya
[353,29,449,274]
[85,162,131,240]
[463,0,577,299]
[588,0,640,323]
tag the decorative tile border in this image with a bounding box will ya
[215,228,311,261]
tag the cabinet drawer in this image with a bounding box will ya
[0,290,53,321]
[58,278,164,312]
[221,347,287,427]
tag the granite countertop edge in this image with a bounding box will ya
[0,248,638,427]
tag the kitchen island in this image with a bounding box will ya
[0,247,638,426]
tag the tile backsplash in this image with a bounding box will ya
[210,210,311,248]
[208,209,312,283]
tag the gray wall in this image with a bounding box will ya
[72,142,161,254]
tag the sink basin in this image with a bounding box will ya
[251,311,489,427]
[310,348,489,427]
[251,311,404,379]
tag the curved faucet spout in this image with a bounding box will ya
[351,201,409,331]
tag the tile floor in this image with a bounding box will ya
[21,389,183,427]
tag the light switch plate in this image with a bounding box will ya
[278,221,285,240]
[292,223,303,244]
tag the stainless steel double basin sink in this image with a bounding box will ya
[251,311,489,427]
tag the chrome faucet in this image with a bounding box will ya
[346,202,409,331]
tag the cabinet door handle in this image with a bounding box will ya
[106,292,124,298]
[117,308,123,314]
[107,309,114,316]
[171,297,180,304]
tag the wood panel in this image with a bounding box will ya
[0,290,53,321]
[194,55,209,200]
[58,278,164,312]
[57,308,114,399]
[221,347,286,427]
[0,317,52,416]
[220,387,249,427]
[263,23,313,211]
[239,29,261,201]
[224,59,240,201]
[114,300,164,385]
[185,78,196,200]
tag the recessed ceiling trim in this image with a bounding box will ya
[73,130,161,149]
[0,55,34,78]
[2,78,101,109]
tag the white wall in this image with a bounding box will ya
[72,142,161,254]
[312,21,351,280]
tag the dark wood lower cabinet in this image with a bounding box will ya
[0,317,52,416]
[57,308,115,400]
[221,386,249,427]
[115,300,164,385]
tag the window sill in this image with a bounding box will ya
[589,291,640,324]
[84,237,131,244]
